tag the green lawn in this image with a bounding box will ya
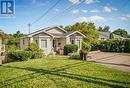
[0,56,130,88]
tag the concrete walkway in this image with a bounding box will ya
[88,52,130,72]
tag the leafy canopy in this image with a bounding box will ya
[113,28,128,38]
[65,22,99,44]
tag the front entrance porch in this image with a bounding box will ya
[52,38,66,55]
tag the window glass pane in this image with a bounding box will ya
[77,40,80,48]
[71,40,74,44]
[41,40,47,48]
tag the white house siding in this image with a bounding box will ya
[46,27,65,34]
[0,36,2,52]
[35,32,53,55]
[20,37,30,49]
[68,33,84,51]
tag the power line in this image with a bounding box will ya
[31,0,85,30]
[30,0,62,25]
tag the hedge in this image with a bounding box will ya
[91,39,130,53]
[6,50,33,61]
[64,44,78,55]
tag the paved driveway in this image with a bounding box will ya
[88,52,130,72]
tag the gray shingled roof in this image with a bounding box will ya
[99,32,125,39]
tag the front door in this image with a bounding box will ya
[53,40,57,52]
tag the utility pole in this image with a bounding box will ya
[28,23,31,34]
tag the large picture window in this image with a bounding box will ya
[71,39,74,44]
[41,40,47,48]
[77,40,80,48]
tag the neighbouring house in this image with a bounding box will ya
[20,26,86,55]
[0,29,5,54]
[99,32,125,40]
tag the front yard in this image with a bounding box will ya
[0,56,130,88]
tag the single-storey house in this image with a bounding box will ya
[99,32,125,40]
[20,26,86,55]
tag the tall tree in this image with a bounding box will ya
[109,33,114,39]
[98,26,110,32]
[4,31,23,51]
[113,28,128,38]
[65,22,99,44]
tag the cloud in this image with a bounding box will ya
[119,17,128,21]
[126,14,130,18]
[89,15,104,22]
[32,0,37,4]
[72,9,87,14]
[74,15,104,23]
[69,0,80,4]
[72,9,79,14]
[104,6,117,13]
[85,0,99,4]
[54,8,59,12]
[75,17,87,22]
[104,6,111,12]
[90,9,99,13]
[81,9,87,13]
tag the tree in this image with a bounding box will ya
[113,28,128,38]
[4,31,23,51]
[65,22,99,44]
[109,33,114,39]
[97,26,110,32]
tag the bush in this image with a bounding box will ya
[25,42,44,59]
[81,42,91,53]
[6,50,32,61]
[69,52,80,59]
[64,44,78,55]
[92,39,130,53]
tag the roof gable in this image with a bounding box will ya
[27,26,66,37]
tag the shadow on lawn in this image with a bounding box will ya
[0,62,130,88]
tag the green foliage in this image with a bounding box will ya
[25,42,44,59]
[81,42,91,53]
[92,39,130,53]
[64,44,78,55]
[6,50,32,61]
[64,22,99,44]
[113,28,128,38]
[109,33,114,39]
[69,52,80,59]
[4,31,23,51]
[98,26,110,32]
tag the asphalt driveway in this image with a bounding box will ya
[88,52,130,72]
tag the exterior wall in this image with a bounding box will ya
[46,27,65,34]
[0,36,2,52]
[20,37,30,49]
[66,33,84,51]
[33,32,53,55]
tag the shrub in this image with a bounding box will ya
[69,52,80,59]
[25,42,44,59]
[81,42,91,54]
[64,44,78,55]
[92,39,130,53]
[6,50,32,61]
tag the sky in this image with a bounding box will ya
[0,0,130,34]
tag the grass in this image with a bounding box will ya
[0,56,130,88]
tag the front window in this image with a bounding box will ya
[41,40,47,48]
[77,40,80,48]
[71,39,74,44]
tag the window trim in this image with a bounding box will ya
[41,40,47,48]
